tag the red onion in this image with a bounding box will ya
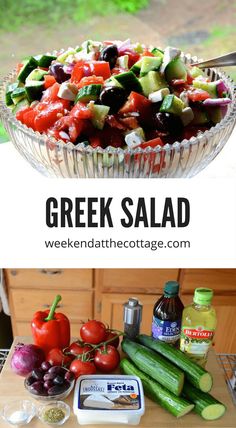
[63,63,75,74]
[203,97,231,107]
[216,80,229,98]
[11,343,45,377]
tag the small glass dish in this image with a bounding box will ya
[1,400,36,426]
[24,367,75,401]
[37,401,70,426]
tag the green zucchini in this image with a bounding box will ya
[121,339,184,396]
[183,382,226,420]
[75,84,102,103]
[114,71,142,93]
[120,358,194,418]
[138,335,213,393]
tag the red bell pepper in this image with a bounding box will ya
[31,295,70,356]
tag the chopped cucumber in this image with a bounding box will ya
[75,84,102,103]
[117,55,129,69]
[104,76,123,88]
[5,82,19,106]
[121,359,194,418]
[38,54,57,68]
[17,57,38,83]
[193,79,217,97]
[139,71,167,97]
[160,94,185,116]
[114,71,142,93]
[180,107,194,126]
[190,66,204,78]
[89,104,110,130]
[160,46,181,74]
[183,382,226,421]
[57,48,76,63]
[151,47,164,57]
[208,106,222,124]
[191,107,209,125]
[26,69,48,82]
[25,80,44,102]
[130,59,143,75]
[11,87,26,105]
[140,56,162,76]
[12,98,30,114]
[165,57,187,82]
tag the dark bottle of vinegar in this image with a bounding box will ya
[152,281,184,345]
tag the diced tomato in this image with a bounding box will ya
[41,82,61,102]
[141,137,164,149]
[90,134,103,148]
[188,90,210,102]
[142,49,155,57]
[78,75,104,89]
[71,61,85,85]
[22,109,37,130]
[102,127,124,148]
[187,73,194,85]
[119,117,139,129]
[106,115,126,130]
[119,91,151,115]
[70,102,93,119]
[119,50,140,67]
[50,116,84,143]
[89,61,111,80]
[34,101,68,132]
[69,118,84,142]
[16,107,33,123]
[111,67,125,75]
[44,74,57,89]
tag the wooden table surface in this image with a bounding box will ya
[0,337,235,428]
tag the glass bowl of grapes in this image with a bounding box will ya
[24,362,75,401]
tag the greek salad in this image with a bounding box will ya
[6,40,232,149]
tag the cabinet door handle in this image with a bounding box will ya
[39,269,63,276]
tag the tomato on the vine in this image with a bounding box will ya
[67,341,93,357]
[69,359,96,378]
[46,347,73,367]
[80,320,107,344]
[104,330,120,348]
[94,345,120,373]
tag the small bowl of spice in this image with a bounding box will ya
[1,400,36,426]
[37,401,70,425]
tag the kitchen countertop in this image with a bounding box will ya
[0,125,236,179]
[0,337,235,427]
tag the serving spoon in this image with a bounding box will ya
[191,51,236,68]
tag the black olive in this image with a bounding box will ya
[100,44,118,69]
[154,112,183,136]
[49,62,70,83]
[100,86,127,114]
[53,375,64,385]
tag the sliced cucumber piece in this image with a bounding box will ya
[208,106,222,124]
[151,47,164,57]
[190,66,204,79]
[57,48,76,63]
[160,94,185,116]
[17,57,38,83]
[191,107,209,125]
[6,82,19,106]
[183,382,226,421]
[26,69,48,82]
[160,46,181,74]
[140,56,162,76]
[89,104,110,130]
[25,80,44,102]
[130,58,143,75]
[12,98,30,114]
[11,87,26,105]
[38,54,57,68]
[193,79,217,97]
[114,71,142,93]
[165,57,187,82]
[104,76,123,88]
[180,107,194,126]
[75,84,102,103]
[139,71,167,97]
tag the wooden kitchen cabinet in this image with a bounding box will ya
[179,269,236,294]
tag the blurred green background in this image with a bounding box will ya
[0,0,235,142]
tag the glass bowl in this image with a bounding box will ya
[37,401,70,426]
[24,367,75,401]
[1,400,36,426]
[0,52,235,178]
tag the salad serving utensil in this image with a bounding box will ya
[192,51,236,68]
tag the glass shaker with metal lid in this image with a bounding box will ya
[123,298,142,339]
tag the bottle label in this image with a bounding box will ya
[152,316,181,343]
[180,326,215,358]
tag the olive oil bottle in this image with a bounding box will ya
[180,288,217,367]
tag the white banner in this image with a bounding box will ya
[0,178,235,268]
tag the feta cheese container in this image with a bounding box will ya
[73,374,145,425]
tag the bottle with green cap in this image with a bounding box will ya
[152,280,184,345]
[180,288,217,367]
